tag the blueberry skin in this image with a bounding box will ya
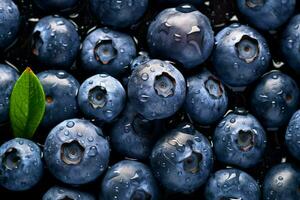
[205,168,260,200]
[150,124,213,193]
[128,59,186,120]
[156,0,204,6]
[81,28,136,77]
[0,138,43,191]
[236,0,295,31]
[44,119,110,185]
[263,163,300,200]
[251,70,300,129]
[89,0,148,28]
[0,64,19,124]
[285,110,300,160]
[100,160,159,200]
[184,69,228,125]
[32,16,80,69]
[130,51,151,72]
[213,23,271,87]
[78,74,126,123]
[34,0,79,12]
[37,70,80,128]
[281,14,300,73]
[147,5,214,69]
[43,186,95,200]
[213,110,267,168]
[0,0,20,49]
[110,103,162,160]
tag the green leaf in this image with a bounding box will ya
[9,67,45,138]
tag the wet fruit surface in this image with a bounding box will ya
[1,0,300,199]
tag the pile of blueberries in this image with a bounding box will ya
[1,0,300,199]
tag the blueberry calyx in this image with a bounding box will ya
[154,72,176,98]
[235,35,259,63]
[88,86,107,109]
[246,0,264,8]
[32,31,43,56]
[130,190,152,200]
[205,76,223,99]
[61,140,84,165]
[183,152,203,174]
[236,130,255,152]
[94,39,117,65]
[2,148,20,170]
[46,95,54,104]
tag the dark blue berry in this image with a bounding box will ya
[205,168,260,200]
[44,119,110,185]
[81,28,136,76]
[100,160,159,200]
[263,163,300,200]
[0,138,43,191]
[236,0,295,30]
[185,69,228,125]
[213,109,267,168]
[32,16,80,69]
[128,59,186,120]
[0,0,20,49]
[251,70,300,129]
[147,4,214,69]
[150,124,213,193]
[110,103,162,160]
[89,0,148,28]
[37,70,80,128]
[78,74,126,123]
[213,23,271,87]
[0,64,19,124]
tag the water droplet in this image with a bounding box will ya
[87,146,98,157]
[66,121,75,128]
[141,73,149,81]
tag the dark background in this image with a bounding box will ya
[1,0,300,199]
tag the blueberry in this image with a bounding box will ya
[285,110,300,160]
[147,4,214,69]
[281,14,300,73]
[0,138,43,191]
[128,59,186,120]
[32,16,80,69]
[213,109,267,168]
[205,168,260,200]
[213,23,271,87]
[81,28,137,77]
[0,0,20,49]
[236,0,295,31]
[44,119,110,185]
[78,74,126,123]
[251,70,299,129]
[156,0,204,6]
[100,160,159,200]
[43,186,95,200]
[150,124,213,193]
[184,69,228,125]
[89,0,148,28]
[0,64,19,124]
[34,0,79,12]
[263,163,300,200]
[37,70,80,128]
[110,103,162,160]
[130,51,151,72]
